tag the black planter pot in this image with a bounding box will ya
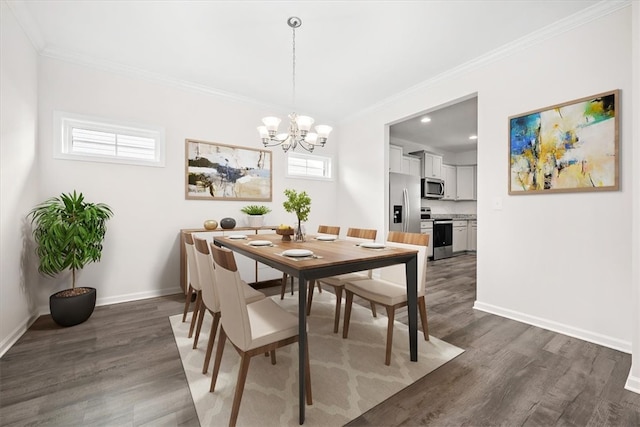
[49,287,97,327]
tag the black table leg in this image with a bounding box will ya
[298,273,307,424]
[405,255,418,361]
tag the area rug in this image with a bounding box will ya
[170,291,464,426]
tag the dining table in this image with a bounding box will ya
[213,232,419,425]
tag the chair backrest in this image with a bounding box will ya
[347,227,377,241]
[184,233,202,291]
[193,237,220,312]
[379,231,429,295]
[209,243,252,350]
[317,225,340,236]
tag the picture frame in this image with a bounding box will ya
[508,90,619,195]
[185,139,272,201]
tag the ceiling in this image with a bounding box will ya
[390,96,478,153]
[11,0,600,148]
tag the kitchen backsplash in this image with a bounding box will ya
[422,200,477,216]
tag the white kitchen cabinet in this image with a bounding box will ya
[423,153,443,179]
[467,220,477,251]
[456,165,476,200]
[402,156,421,177]
[442,164,457,200]
[452,220,468,253]
[389,144,403,173]
[420,221,434,259]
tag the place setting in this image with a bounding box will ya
[314,235,337,242]
[278,249,322,260]
[357,242,387,250]
[246,239,276,247]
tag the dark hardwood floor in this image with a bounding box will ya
[1,254,638,426]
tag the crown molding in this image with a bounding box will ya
[5,0,46,52]
[342,0,632,124]
[39,46,286,112]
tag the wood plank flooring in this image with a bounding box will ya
[1,254,638,426]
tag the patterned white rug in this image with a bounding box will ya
[170,291,464,426]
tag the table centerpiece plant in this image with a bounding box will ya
[282,189,311,242]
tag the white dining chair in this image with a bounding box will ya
[192,237,265,373]
[342,231,430,365]
[209,243,312,427]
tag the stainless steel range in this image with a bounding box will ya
[432,218,453,260]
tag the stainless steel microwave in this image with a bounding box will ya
[421,177,444,199]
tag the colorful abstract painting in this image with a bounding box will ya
[185,139,272,201]
[509,90,619,194]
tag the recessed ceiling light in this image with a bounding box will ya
[469,135,478,140]
[420,117,431,123]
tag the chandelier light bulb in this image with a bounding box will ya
[296,116,314,132]
[304,132,318,144]
[262,117,281,132]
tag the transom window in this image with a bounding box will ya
[54,111,165,167]
[286,152,332,180]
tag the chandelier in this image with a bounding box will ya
[257,17,332,153]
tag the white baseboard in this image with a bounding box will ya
[473,301,632,354]
[0,312,39,358]
[626,371,640,394]
[37,287,182,316]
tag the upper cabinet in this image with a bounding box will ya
[389,145,403,173]
[456,165,476,200]
[423,152,443,179]
[402,156,421,177]
[442,165,457,200]
[390,145,421,176]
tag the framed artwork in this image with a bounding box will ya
[185,139,272,201]
[509,90,619,195]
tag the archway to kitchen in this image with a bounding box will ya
[385,93,478,301]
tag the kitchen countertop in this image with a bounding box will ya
[424,214,477,221]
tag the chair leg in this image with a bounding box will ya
[210,327,227,392]
[370,302,377,317]
[188,291,202,338]
[342,290,354,339]
[385,306,396,366]
[280,273,288,300]
[290,276,294,295]
[270,350,276,365]
[202,311,220,374]
[193,301,207,349]
[418,296,429,341]
[316,281,322,293]
[182,285,194,322]
[333,286,343,334]
[229,353,252,427]
[306,280,315,316]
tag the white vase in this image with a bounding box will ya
[247,215,264,228]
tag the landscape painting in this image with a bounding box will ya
[185,139,272,201]
[509,90,619,195]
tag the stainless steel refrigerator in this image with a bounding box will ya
[389,172,421,233]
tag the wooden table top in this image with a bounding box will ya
[214,233,418,279]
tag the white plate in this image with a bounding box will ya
[316,235,336,241]
[248,240,272,246]
[360,242,386,249]
[282,249,314,257]
[228,234,247,239]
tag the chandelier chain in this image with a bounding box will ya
[292,24,296,109]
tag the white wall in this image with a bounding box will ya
[339,6,635,353]
[30,57,338,314]
[626,0,640,394]
[0,2,41,355]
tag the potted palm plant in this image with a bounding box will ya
[29,191,113,327]
[240,204,271,227]
[282,189,311,241]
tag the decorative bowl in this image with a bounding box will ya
[276,227,294,241]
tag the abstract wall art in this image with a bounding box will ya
[508,90,619,195]
[185,139,272,201]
